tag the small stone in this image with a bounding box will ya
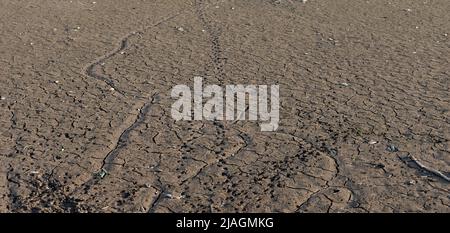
[92,1,96,4]
[302,0,308,3]
[163,193,173,199]
[368,140,378,145]
[0,96,5,100]
[406,180,416,185]
[177,27,184,32]
[405,8,412,12]
[95,169,108,179]
[386,144,399,152]
[109,87,115,91]
[54,80,59,84]
[340,82,349,87]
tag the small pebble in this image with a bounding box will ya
[386,144,399,152]
[54,80,59,84]
[177,27,184,32]
[0,96,5,100]
[96,169,107,179]
[368,140,378,145]
[341,82,349,87]
[109,87,115,91]
[407,180,416,185]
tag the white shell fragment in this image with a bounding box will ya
[368,140,378,145]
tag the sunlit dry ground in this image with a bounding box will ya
[0,0,449,212]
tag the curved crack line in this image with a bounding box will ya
[81,0,227,95]
[81,7,194,96]
[72,5,195,201]
[75,0,229,209]
[68,94,157,198]
[101,94,157,173]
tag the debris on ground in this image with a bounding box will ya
[368,140,378,145]
[95,169,108,179]
[386,144,398,152]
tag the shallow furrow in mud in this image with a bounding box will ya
[75,1,231,204]
[101,95,157,173]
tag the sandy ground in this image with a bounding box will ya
[0,0,449,213]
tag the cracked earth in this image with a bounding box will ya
[0,0,449,213]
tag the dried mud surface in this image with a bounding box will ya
[0,0,449,212]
